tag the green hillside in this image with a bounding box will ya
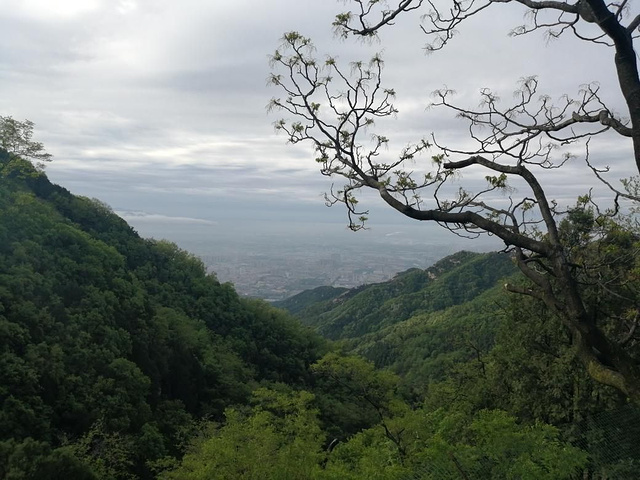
[276,250,516,339]
[345,285,506,386]
[2,148,637,479]
[273,285,348,316]
[272,247,640,479]
[275,250,519,393]
[0,151,327,478]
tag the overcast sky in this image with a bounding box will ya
[0,0,637,252]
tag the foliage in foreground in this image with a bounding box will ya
[164,386,586,480]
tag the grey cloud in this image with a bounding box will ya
[1,0,636,255]
[116,210,218,225]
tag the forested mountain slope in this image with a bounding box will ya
[2,149,637,479]
[275,250,516,340]
[274,248,640,478]
[0,151,326,478]
[275,251,518,393]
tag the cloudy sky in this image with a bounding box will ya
[0,0,637,252]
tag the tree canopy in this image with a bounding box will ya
[0,116,52,170]
[269,0,640,401]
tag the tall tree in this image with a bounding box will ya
[0,116,52,170]
[269,1,640,400]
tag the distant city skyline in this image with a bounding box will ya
[122,214,499,299]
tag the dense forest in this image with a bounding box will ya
[0,150,328,478]
[1,148,639,479]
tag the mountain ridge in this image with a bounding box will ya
[275,249,516,340]
[0,152,327,478]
